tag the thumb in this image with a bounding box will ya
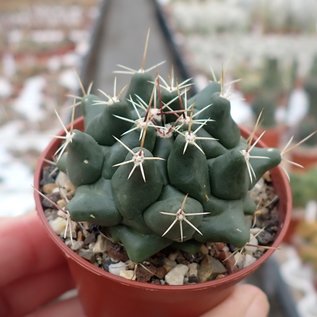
[201,284,269,317]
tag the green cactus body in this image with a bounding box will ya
[209,149,249,200]
[126,72,154,106]
[109,225,171,263]
[194,200,250,247]
[56,70,283,263]
[56,152,67,173]
[248,147,281,188]
[144,194,204,242]
[158,184,186,201]
[68,178,122,226]
[160,89,183,123]
[167,134,211,203]
[102,128,157,179]
[188,81,221,111]
[153,135,174,185]
[111,147,164,233]
[85,100,132,146]
[243,193,257,215]
[80,94,104,126]
[195,95,240,148]
[172,240,202,254]
[66,130,104,186]
[195,128,226,159]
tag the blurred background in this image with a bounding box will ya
[1,0,317,316]
[0,0,99,216]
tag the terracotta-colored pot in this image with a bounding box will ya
[283,215,302,244]
[34,117,292,317]
[290,148,317,172]
[255,127,282,148]
[13,42,76,64]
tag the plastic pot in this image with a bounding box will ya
[290,148,317,172]
[255,127,282,148]
[34,117,292,317]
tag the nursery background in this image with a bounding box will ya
[1,0,317,316]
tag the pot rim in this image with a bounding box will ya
[34,117,292,292]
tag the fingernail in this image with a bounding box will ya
[245,292,269,317]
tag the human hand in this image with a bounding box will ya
[0,212,269,317]
[0,212,85,317]
[201,284,269,317]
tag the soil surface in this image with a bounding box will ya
[40,164,280,285]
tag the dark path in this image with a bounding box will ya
[92,0,177,93]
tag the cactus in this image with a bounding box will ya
[290,167,317,207]
[52,65,285,263]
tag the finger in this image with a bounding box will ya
[200,284,269,317]
[0,212,66,287]
[0,264,74,317]
[26,297,86,317]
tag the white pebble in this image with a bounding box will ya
[52,187,60,194]
[245,234,258,254]
[49,217,67,235]
[55,172,75,193]
[188,262,198,276]
[163,258,177,272]
[92,235,107,254]
[165,264,189,285]
[109,262,127,276]
[119,270,136,280]
[234,253,245,269]
[250,228,262,235]
[70,240,84,251]
[57,210,66,218]
[243,254,257,268]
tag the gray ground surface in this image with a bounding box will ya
[94,0,176,92]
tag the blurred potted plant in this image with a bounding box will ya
[251,58,284,147]
[291,167,317,207]
[290,117,317,171]
[295,220,317,277]
[284,167,317,242]
[252,93,282,147]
